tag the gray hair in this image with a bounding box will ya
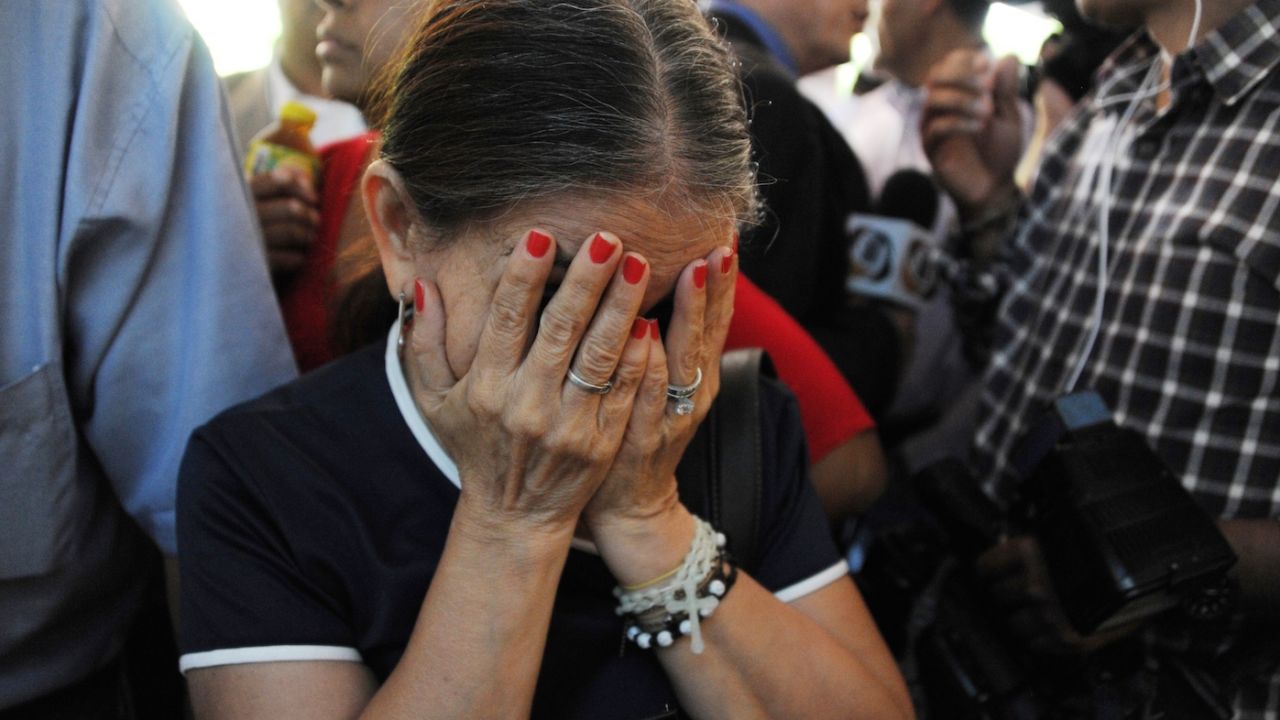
[375,0,759,242]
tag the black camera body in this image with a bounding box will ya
[1014,392,1237,634]
[898,392,1238,719]
[918,392,1235,636]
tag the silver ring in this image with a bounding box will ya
[666,368,702,416]
[567,368,613,395]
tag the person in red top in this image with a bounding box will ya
[271,0,886,522]
[276,131,379,371]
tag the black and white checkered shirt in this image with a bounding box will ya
[965,3,1280,715]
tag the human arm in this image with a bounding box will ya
[65,13,296,556]
[187,224,657,718]
[974,516,1280,656]
[812,430,888,522]
[1217,519,1280,621]
[583,247,912,719]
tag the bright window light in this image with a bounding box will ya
[177,0,281,76]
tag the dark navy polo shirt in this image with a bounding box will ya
[176,330,845,720]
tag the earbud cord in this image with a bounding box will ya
[1062,0,1203,393]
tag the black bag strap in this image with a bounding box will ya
[675,348,774,571]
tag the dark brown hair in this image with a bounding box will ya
[334,0,757,353]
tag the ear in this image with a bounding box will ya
[362,159,423,299]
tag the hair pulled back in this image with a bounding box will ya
[333,0,756,354]
[374,0,757,240]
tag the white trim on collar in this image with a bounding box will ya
[384,322,601,554]
[385,320,461,489]
[383,320,843,597]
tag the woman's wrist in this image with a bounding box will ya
[590,500,696,588]
[452,488,579,558]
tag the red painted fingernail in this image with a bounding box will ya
[721,245,735,274]
[623,254,646,285]
[693,262,707,289]
[649,319,660,340]
[414,279,425,315]
[589,233,615,264]
[733,232,740,254]
[632,317,648,339]
[526,230,551,258]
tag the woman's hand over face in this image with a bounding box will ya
[405,230,653,537]
[583,240,738,564]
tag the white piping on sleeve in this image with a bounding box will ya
[179,645,363,674]
[774,560,849,603]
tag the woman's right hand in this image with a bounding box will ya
[402,229,654,536]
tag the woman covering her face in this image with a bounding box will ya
[176,1,913,718]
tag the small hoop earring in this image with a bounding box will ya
[396,291,414,352]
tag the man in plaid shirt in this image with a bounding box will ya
[923,0,1280,715]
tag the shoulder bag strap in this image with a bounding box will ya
[676,348,773,571]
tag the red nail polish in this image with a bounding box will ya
[589,233,614,264]
[526,230,551,258]
[414,279,425,315]
[721,245,735,274]
[623,255,646,285]
[693,262,707,289]
[733,232,740,254]
[632,317,648,339]
[649,319,660,340]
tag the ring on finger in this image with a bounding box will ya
[666,367,702,416]
[567,368,613,395]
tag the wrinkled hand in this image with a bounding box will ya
[583,240,737,586]
[976,535,1130,655]
[404,230,652,535]
[249,168,321,278]
[922,50,1024,219]
[584,240,738,528]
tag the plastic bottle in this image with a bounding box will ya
[243,100,319,182]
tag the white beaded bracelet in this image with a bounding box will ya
[613,516,737,654]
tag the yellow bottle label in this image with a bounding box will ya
[244,140,319,181]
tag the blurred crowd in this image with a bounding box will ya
[1,0,1276,718]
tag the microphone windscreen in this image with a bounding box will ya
[877,169,939,230]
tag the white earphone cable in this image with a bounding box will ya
[1062,0,1203,393]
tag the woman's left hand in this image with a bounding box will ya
[583,240,737,584]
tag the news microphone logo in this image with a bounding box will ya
[845,170,942,310]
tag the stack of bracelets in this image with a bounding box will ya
[613,516,739,654]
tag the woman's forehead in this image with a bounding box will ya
[499,194,734,271]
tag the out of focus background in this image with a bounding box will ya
[177,0,1061,80]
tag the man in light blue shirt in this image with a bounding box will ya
[0,0,297,710]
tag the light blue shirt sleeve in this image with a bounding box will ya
[1,0,298,556]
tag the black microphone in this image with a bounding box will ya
[879,169,939,229]
[845,169,942,309]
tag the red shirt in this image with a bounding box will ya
[279,132,872,462]
[277,132,379,373]
[725,275,872,461]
